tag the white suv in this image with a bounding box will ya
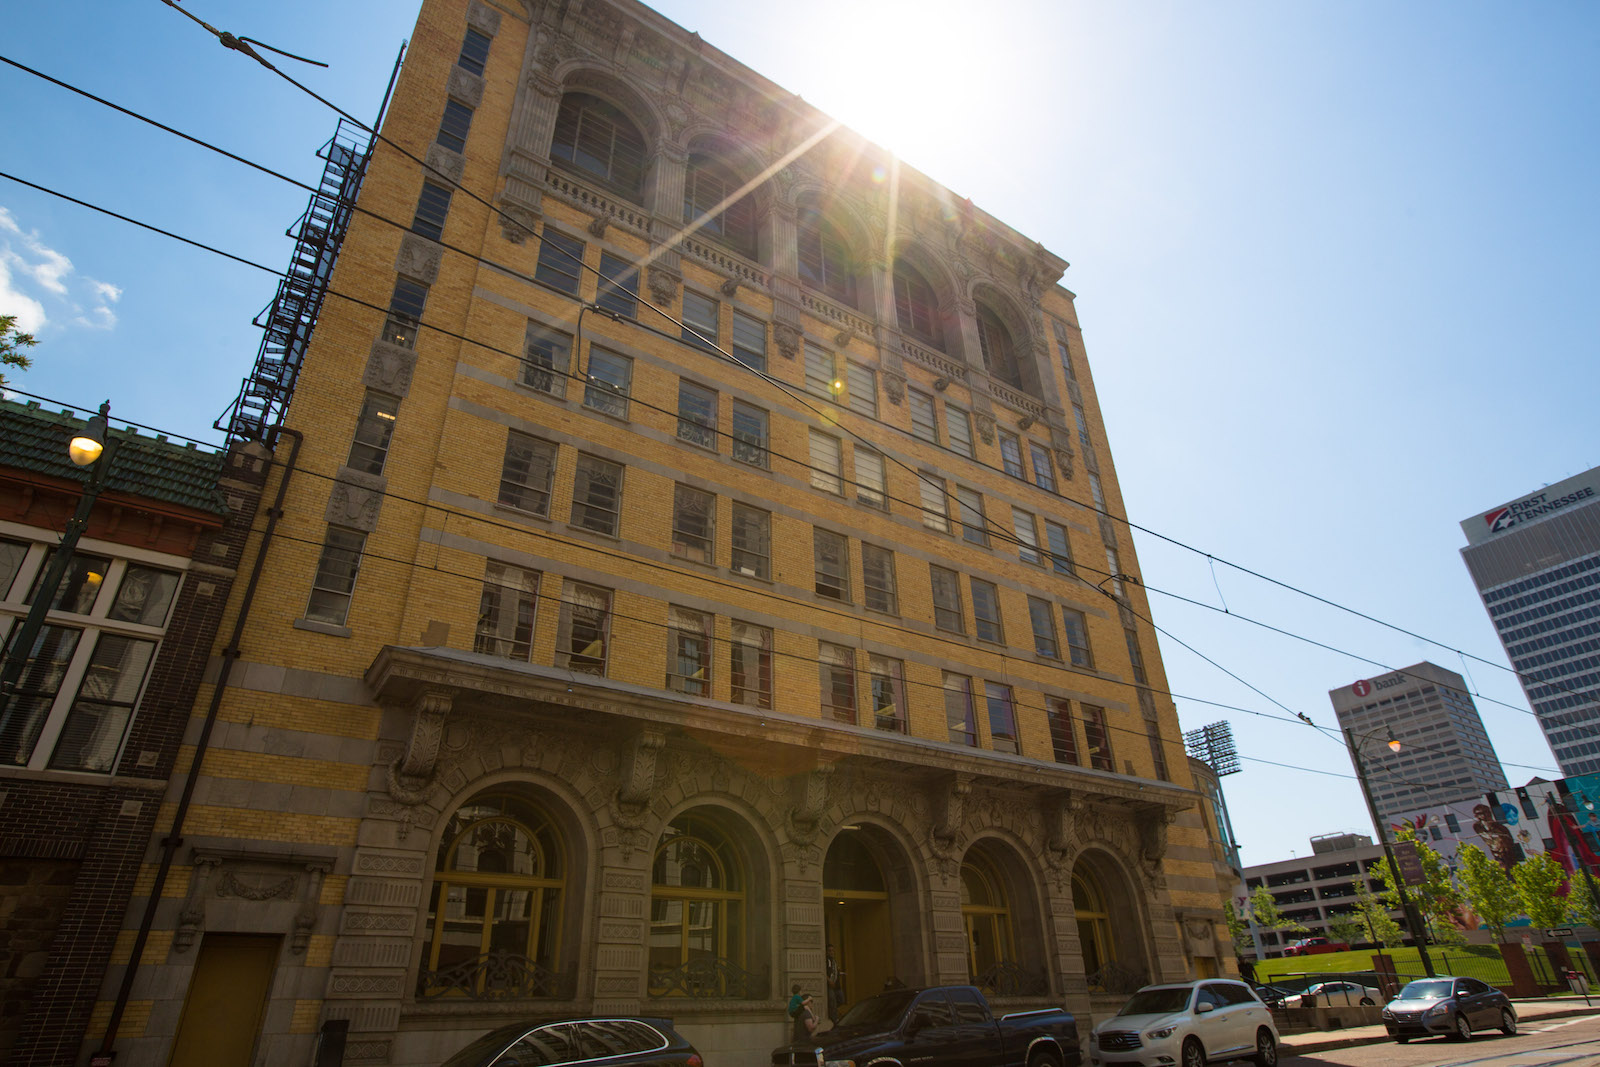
[1090,980,1279,1067]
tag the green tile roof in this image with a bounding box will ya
[0,400,227,516]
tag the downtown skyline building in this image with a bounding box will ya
[1461,465,1600,777]
[1329,662,1509,828]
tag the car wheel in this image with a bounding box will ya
[1182,1037,1206,1067]
[1453,1013,1473,1041]
[1251,1028,1277,1067]
[1029,1049,1063,1067]
[1360,998,1374,1006]
[1500,1008,1517,1036]
[1394,1037,1408,1044]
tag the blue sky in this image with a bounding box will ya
[3,1,1596,865]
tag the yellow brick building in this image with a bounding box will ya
[99,0,1232,1063]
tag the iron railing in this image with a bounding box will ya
[1086,961,1149,995]
[974,961,1050,996]
[648,957,768,999]
[417,951,576,1000]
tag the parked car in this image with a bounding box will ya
[1090,980,1278,1067]
[1298,981,1383,1007]
[1280,937,1349,957]
[1248,983,1298,1011]
[440,1017,703,1067]
[772,985,1079,1067]
[1380,976,1517,1043]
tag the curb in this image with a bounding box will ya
[1281,1004,1600,1055]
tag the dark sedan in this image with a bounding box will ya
[1381,977,1517,1042]
[440,1017,704,1067]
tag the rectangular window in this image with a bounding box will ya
[499,431,557,516]
[731,311,766,372]
[861,543,897,614]
[1088,471,1106,510]
[1146,718,1170,780]
[522,322,571,396]
[44,632,159,773]
[346,391,399,475]
[999,432,1024,478]
[810,430,843,494]
[731,401,769,467]
[476,561,538,660]
[945,404,973,458]
[1082,704,1113,770]
[677,380,718,449]
[984,681,1019,755]
[1062,607,1093,668]
[457,27,492,75]
[1048,698,1079,764]
[1073,403,1092,450]
[671,484,715,564]
[0,538,28,598]
[814,528,851,602]
[1125,628,1148,685]
[1105,545,1124,596]
[306,526,366,625]
[854,448,887,510]
[1028,596,1059,659]
[930,565,964,633]
[1029,442,1056,492]
[731,503,771,579]
[383,277,428,348]
[558,581,610,675]
[667,606,711,695]
[1044,520,1074,576]
[596,252,638,318]
[868,655,907,733]
[846,363,878,418]
[1052,318,1076,381]
[820,643,857,724]
[535,229,585,295]
[681,290,719,351]
[944,672,977,747]
[436,99,474,153]
[730,621,773,708]
[411,181,453,241]
[954,486,988,546]
[571,454,623,536]
[584,348,632,418]
[918,472,948,532]
[909,389,938,443]
[971,578,1003,644]
[1012,508,1040,565]
[805,342,836,397]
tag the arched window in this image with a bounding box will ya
[420,793,567,998]
[976,305,1021,388]
[550,92,647,202]
[893,260,942,349]
[1073,869,1113,980]
[960,852,1015,981]
[684,153,757,260]
[798,200,856,308]
[650,813,747,995]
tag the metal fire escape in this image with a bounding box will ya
[223,118,372,446]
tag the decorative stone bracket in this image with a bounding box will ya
[386,688,453,806]
[175,847,335,955]
[786,763,835,845]
[612,727,665,858]
[928,773,973,879]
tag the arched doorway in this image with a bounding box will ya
[960,839,1049,995]
[823,826,920,1015]
[1072,851,1149,993]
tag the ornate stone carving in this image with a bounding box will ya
[721,277,741,298]
[325,472,384,532]
[395,233,443,285]
[932,376,950,392]
[217,870,297,902]
[498,203,540,244]
[1016,414,1036,431]
[612,728,666,859]
[773,322,800,361]
[834,328,855,348]
[882,372,905,405]
[786,764,835,847]
[975,412,996,444]
[175,849,333,955]
[387,689,453,806]
[465,0,501,36]
[1139,806,1179,886]
[447,66,485,108]
[363,340,415,397]
[1054,448,1075,480]
[588,215,609,239]
[425,143,465,185]
[928,774,973,879]
[647,263,681,305]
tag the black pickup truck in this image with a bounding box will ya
[773,985,1080,1067]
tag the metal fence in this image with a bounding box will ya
[1268,944,1597,999]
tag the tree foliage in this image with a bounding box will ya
[1374,829,1465,945]
[1456,843,1522,943]
[0,314,36,386]
[1224,899,1250,952]
[1513,851,1575,930]
[1327,915,1367,946]
[1353,878,1405,947]
[1249,884,1308,938]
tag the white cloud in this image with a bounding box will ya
[0,206,123,336]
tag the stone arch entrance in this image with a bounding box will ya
[822,824,922,1013]
[1072,848,1150,991]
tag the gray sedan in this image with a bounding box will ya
[1381,976,1517,1042]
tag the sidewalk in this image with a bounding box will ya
[1279,996,1599,1055]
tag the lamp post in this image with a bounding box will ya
[0,401,118,756]
[1345,725,1436,977]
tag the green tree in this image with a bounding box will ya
[1327,914,1366,946]
[1250,884,1308,941]
[1456,843,1522,943]
[1224,899,1250,953]
[1513,852,1576,930]
[0,314,36,387]
[1375,829,1465,946]
[1353,878,1405,947]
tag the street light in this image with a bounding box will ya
[0,401,119,756]
[1344,725,1436,977]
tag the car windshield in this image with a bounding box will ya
[838,990,917,1028]
[1118,988,1193,1016]
[1398,979,1454,1000]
